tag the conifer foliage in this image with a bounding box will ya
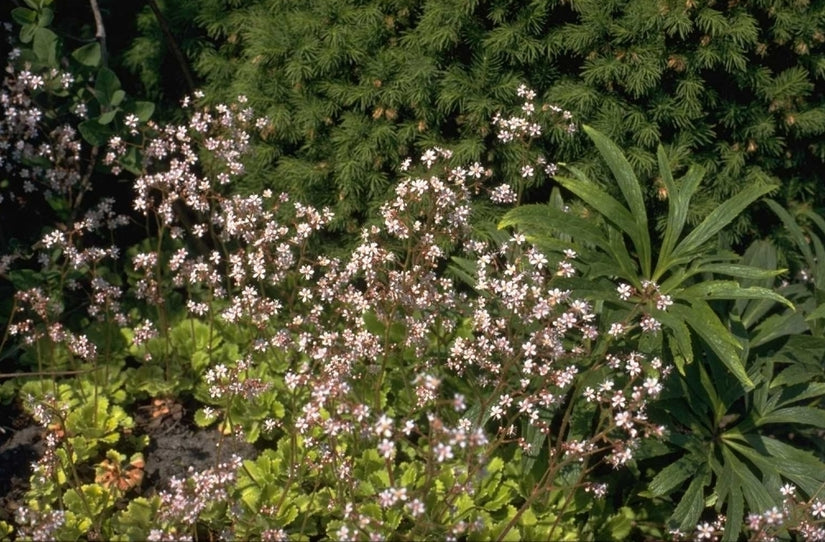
[136,0,825,234]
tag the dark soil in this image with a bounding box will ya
[0,398,256,530]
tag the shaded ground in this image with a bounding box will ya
[0,398,256,529]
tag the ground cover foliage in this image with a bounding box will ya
[1,1,825,541]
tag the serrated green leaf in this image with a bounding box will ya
[554,169,644,250]
[805,302,825,322]
[757,406,825,428]
[671,469,708,531]
[649,455,701,496]
[669,302,752,389]
[499,204,609,251]
[671,183,776,263]
[695,263,786,280]
[721,484,744,542]
[584,125,651,275]
[194,407,218,428]
[655,309,693,370]
[680,280,793,310]
[765,199,814,265]
[718,446,776,520]
[750,311,809,348]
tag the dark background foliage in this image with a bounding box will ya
[110,0,825,243]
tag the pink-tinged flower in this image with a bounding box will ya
[406,498,425,518]
[763,506,783,525]
[374,414,393,438]
[656,293,674,310]
[614,411,632,428]
[378,439,395,460]
[811,500,825,517]
[434,442,454,462]
[640,315,661,333]
[608,323,625,337]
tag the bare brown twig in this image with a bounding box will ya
[88,0,108,67]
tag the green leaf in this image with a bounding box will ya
[72,42,102,68]
[765,199,815,265]
[37,7,53,27]
[78,119,113,146]
[554,171,645,269]
[718,445,776,515]
[721,484,744,542]
[658,308,693,372]
[670,302,752,389]
[805,302,825,322]
[757,406,825,428]
[98,109,118,125]
[750,311,808,348]
[694,263,786,281]
[131,101,155,122]
[649,455,701,496]
[584,125,651,276]
[680,281,793,310]
[64,484,108,517]
[656,152,705,278]
[95,67,122,108]
[670,469,708,531]
[111,89,126,107]
[670,183,777,263]
[33,27,58,65]
[194,407,219,428]
[499,204,609,252]
[11,7,37,26]
[20,24,37,44]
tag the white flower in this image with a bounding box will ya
[656,294,673,311]
[640,315,661,333]
[695,522,715,540]
[608,323,625,337]
[617,283,634,301]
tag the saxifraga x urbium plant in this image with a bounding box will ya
[2,15,825,540]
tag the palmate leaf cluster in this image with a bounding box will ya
[501,126,825,541]
[126,0,825,237]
